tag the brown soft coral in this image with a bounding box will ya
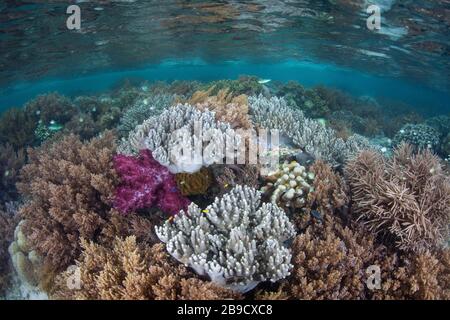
[188,87,252,129]
[16,132,156,273]
[0,143,25,204]
[306,160,348,215]
[285,215,380,300]
[53,237,240,300]
[345,143,450,252]
[373,248,450,300]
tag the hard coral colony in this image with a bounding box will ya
[0,77,448,301]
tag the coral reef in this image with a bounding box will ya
[249,95,375,166]
[393,124,440,151]
[261,161,315,210]
[120,103,241,173]
[156,185,296,293]
[117,94,175,137]
[175,167,212,196]
[53,237,239,300]
[345,144,450,252]
[114,149,190,215]
[16,132,155,273]
[0,143,25,204]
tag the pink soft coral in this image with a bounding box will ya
[114,149,190,215]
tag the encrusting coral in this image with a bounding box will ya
[16,132,156,273]
[114,149,191,215]
[261,161,315,210]
[156,185,296,293]
[345,143,450,252]
[53,237,240,300]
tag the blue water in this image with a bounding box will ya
[1,59,448,116]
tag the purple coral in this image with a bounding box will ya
[113,149,190,215]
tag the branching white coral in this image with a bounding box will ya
[249,95,375,166]
[119,103,242,173]
[155,185,296,293]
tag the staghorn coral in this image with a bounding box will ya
[113,149,190,215]
[16,132,156,273]
[119,103,242,174]
[117,94,175,137]
[261,161,315,210]
[53,237,239,300]
[175,167,212,196]
[345,143,450,252]
[249,95,376,166]
[0,143,25,204]
[393,123,440,151]
[156,185,296,293]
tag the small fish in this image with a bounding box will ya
[202,209,209,214]
[258,79,271,84]
[224,183,229,188]
[48,123,63,131]
[310,210,323,221]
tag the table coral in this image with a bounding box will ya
[156,185,296,293]
[113,149,190,215]
[345,143,450,252]
[16,132,157,273]
[52,237,240,300]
